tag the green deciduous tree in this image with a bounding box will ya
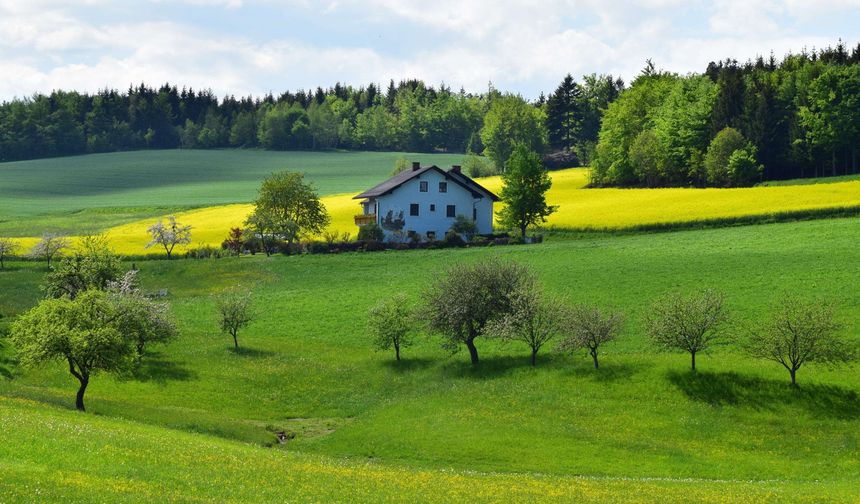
[485,286,561,366]
[726,148,763,187]
[44,235,123,299]
[10,290,135,411]
[480,94,548,169]
[704,127,749,186]
[652,75,717,185]
[745,295,856,386]
[367,293,414,361]
[592,73,677,186]
[108,271,177,360]
[628,129,664,187]
[423,260,534,366]
[644,289,728,372]
[557,304,623,369]
[497,144,557,238]
[216,289,253,350]
[254,171,330,245]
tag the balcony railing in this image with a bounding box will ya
[354,214,377,227]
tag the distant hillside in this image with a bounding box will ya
[0,149,464,236]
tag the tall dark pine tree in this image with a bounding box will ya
[545,74,582,151]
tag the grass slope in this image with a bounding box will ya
[2,218,859,500]
[3,397,847,503]
[0,149,465,236]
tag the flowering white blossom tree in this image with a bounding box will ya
[145,216,191,259]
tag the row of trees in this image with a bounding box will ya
[0,75,625,169]
[368,260,857,386]
[593,42,860,187]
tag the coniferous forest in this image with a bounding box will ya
[1,41,859,187]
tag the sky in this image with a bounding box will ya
[1,0,859,102]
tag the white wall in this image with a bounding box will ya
[375,170,493,240]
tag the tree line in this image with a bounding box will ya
[0,76,619,171]
[592,42,860,187]
[368,260,857,387]
[2,40,859,186]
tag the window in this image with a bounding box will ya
[446,205,456,218]
[426,231,436,240]
[439,182,447,193]
[410,203,420,216]
[419,181,428,192]
[430,204,436,212]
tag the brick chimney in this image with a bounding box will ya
[412,161,421,171]
[451,165,461,174]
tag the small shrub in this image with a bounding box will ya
[443,230,466,247]
[358,223,385,243]
[306,241,329,254]
[450,215,478,242]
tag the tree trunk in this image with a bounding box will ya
[232,331,239,350]
[690,350,696,372]
[530,348,537,366]
[851,146,857,173]
[75,377,89,412]
[465,337,479,365]
[520,223,527,240]
[395,343,400,361]
[790,368,797,387]
[591,348,599,369]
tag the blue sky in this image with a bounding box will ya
[1,0,858,101]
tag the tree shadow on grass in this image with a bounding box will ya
[667,370,860,420]
[0,340,17,379]
[380,357,437,373]
[132,353,197,384]
[230,346,276,358]
[438,354,543,380]
[564,361,644,382]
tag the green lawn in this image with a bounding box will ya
[0,149,465,236]
[1,217,859,501]
[4,397,849,503]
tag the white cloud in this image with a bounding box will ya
[0,0,857,101]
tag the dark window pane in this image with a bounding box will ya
[446,205,456,218]
[419,181,428,192]
[410,203,420,216]
[439,182,447,193]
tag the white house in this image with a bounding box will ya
[353,162,499,241]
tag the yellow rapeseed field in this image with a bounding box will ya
[11,168,860,255]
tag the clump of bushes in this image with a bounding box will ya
[463,154,498,178]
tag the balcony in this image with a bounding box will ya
[354,214,377,227]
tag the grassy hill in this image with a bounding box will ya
[2,398,845,503]
[0,149,465,236]
[2,217,859,501]
[3,396,851,503]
